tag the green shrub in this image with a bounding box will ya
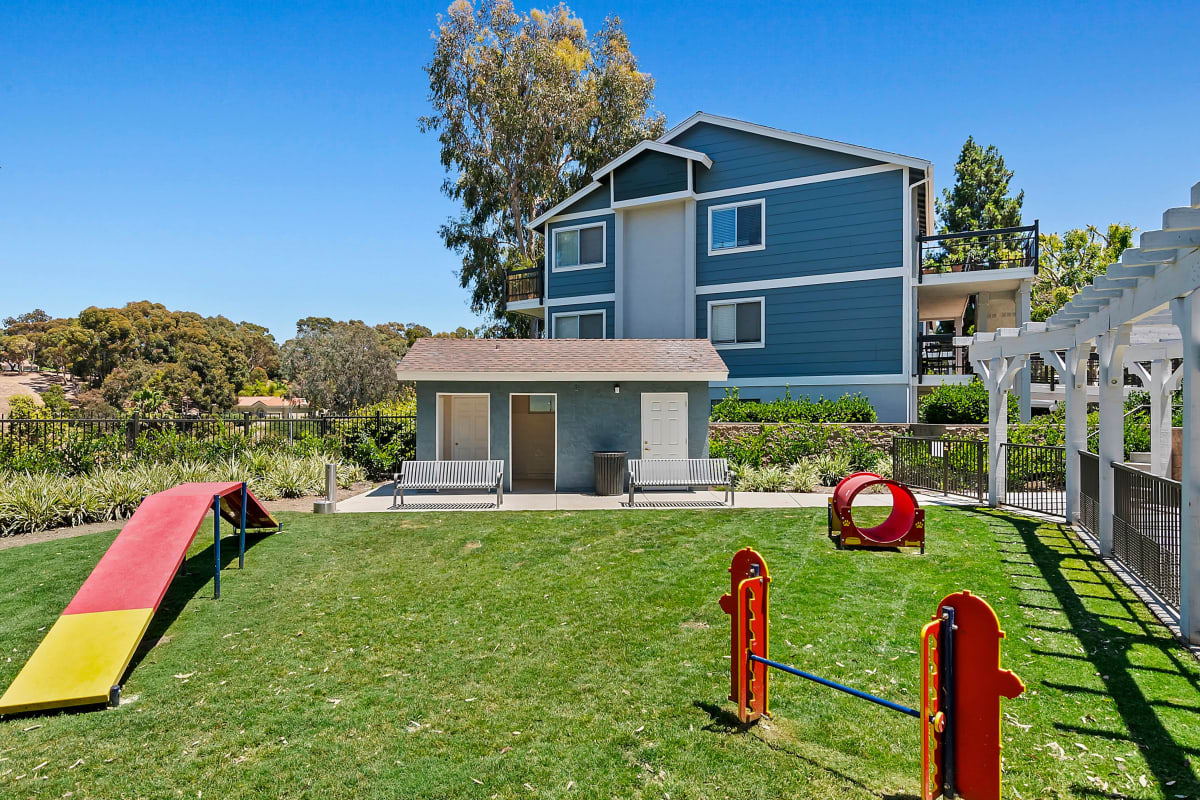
[918,379,1018,424]
[786,461,819,492]
[711,387,877,423]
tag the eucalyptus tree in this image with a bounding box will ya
[421,0,664,331]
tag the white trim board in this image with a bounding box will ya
[659,112,931,170]
[694,163,902,202]
[405,371,728,382]
[610,189,694,210]
[528,182,606,230]
[710,374,909,387]
[545,292,616,307]
[695,266,904,295]
[592,140,713,179]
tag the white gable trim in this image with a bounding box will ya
[659,112,930,170]
[528,181,606,230]
[591,140,713,180]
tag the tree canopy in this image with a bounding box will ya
[1032,223,1135,321]
[936,136,1024,234]
[2,304,476,414]
[421,0,664,332]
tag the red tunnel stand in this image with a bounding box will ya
[827,472,925,553]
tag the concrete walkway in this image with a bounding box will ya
[336,483,970,513]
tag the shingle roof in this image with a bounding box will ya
[396,338,728,382]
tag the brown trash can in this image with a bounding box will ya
[593,451,628,496]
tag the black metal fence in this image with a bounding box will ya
[892,437,986,501]
[1078,450,1100,534]
[0,413,416,457]
[1001,443,1066,517]
[1112,463,1181,607]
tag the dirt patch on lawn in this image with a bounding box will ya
[0,371,77,415]
[0,482,373,551]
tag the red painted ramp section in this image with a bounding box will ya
[0,482,278,715]
[65,482,276,615]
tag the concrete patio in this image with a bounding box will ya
[335,482,970,512]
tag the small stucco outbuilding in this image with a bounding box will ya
[395,338,728,492]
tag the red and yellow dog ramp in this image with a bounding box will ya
[0,482,277,715]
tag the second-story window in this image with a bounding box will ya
[709,199,765,255]
[554,311,605,339]
[553,223,605,271]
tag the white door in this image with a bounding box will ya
[449,396,489,460]
[640,393,688,459]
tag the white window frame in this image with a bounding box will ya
[551,221,607,272]
[707,198,766,256]
[551,308,608,340]
[706,297,766,350]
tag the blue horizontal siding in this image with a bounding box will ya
[549,301,616,339]
[547,214,615,299]
[560,180,611,215]
[671,122,882,194]
[613,150,688,202]
[696,279,904,378]
[696,170,903,285]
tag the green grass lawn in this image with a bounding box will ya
[1,507,1198,799]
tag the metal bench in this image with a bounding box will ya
[391,460,505,508]
[627,458,733,506]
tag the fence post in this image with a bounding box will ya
[126,412,140,452]
[942,441,950,496]
[242,412,251,438]
[977,443,985,502]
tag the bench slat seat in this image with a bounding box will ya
[627,458,733,506]
[391,460,505,508]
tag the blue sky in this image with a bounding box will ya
[2,0,1197,342]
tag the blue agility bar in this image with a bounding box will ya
[748,654,920,719]
[212,494,221,599]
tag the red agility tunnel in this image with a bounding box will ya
[827,472,925,552]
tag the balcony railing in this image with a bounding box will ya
[504,267,543,307]
[918,221,1039,278]
[918,334,973,376]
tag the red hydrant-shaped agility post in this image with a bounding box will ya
[828,472,925,552]
[718,548,769,723]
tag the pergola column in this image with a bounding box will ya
[1171,291,1200,643]
[1129,356,1182,478]
[1017,280,1033,423]
[1041,346,1091,521]
[1096,324,1132,556]
[974,353,1027,507]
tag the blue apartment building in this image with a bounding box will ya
[506,113,1037,422]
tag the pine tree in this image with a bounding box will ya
[937,136,1024,233]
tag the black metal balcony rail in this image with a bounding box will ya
[918,334,973,376]
[1113,461,1181,607]
[503,267,544,306]
[1029,353,1144,388]
[918,221,1039,278]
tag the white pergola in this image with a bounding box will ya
[967,180,1200,644]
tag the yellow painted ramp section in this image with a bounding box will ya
[0,609,154,714]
